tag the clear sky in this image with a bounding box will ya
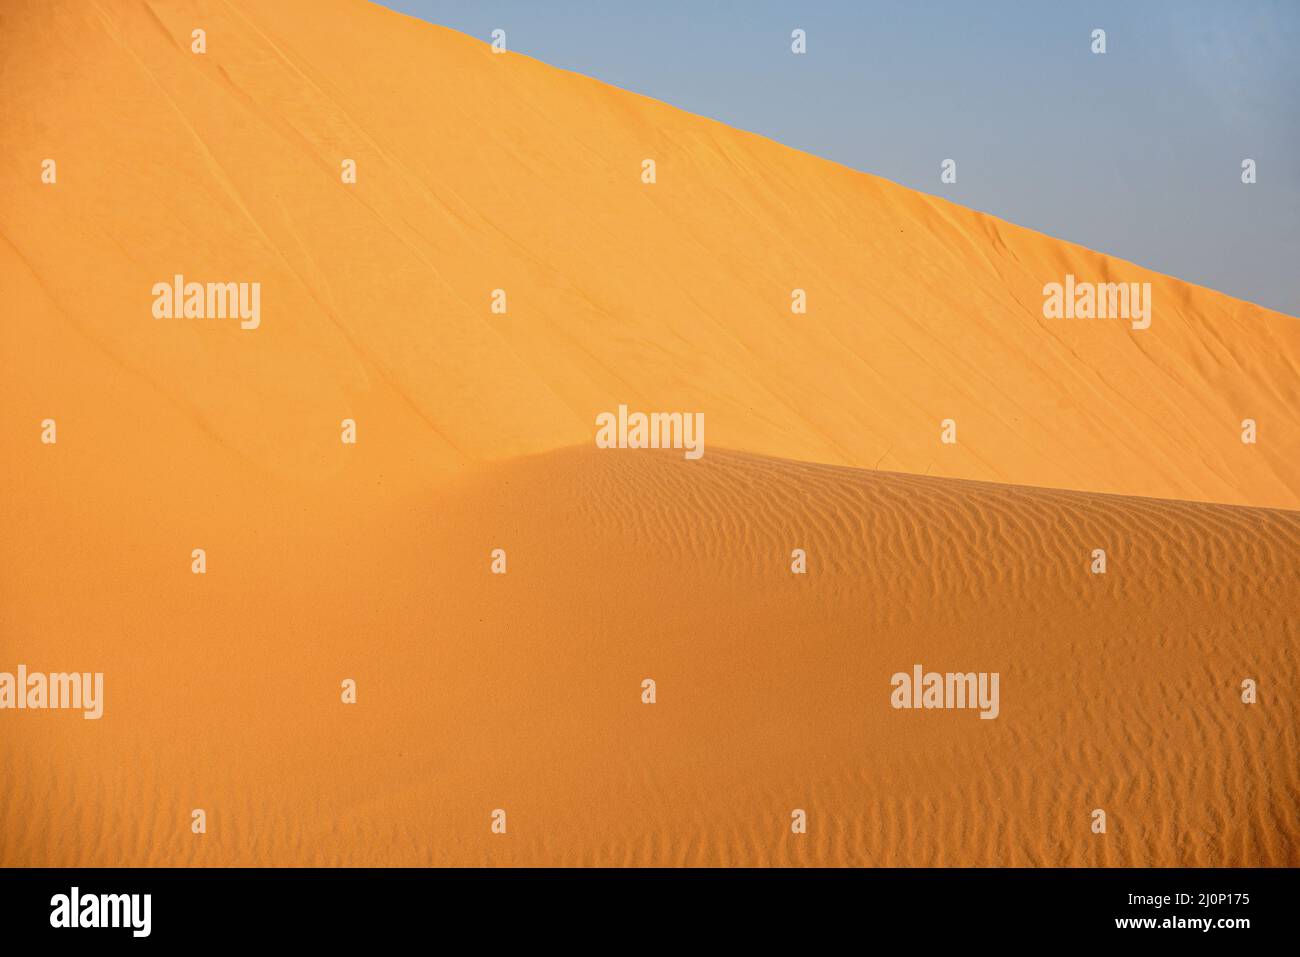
[376,0,1299,316]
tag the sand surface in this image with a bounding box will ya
[2,446,1297,865]
[1,0,1296,866]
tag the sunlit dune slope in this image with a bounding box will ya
[2,445,1296,866]
[1,0,1297,506]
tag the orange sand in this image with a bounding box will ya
[0,0,1296,866]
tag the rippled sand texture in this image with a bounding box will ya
[1,0,1297,866]
[2,448,1298,865]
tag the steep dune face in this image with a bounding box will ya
[1,0,1297,505]
[2,446,1296,866]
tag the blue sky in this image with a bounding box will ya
[377,0,1299,316]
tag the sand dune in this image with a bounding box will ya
[1,0,1297,868]
[1,0,1297,506]
[2,446,1296,866]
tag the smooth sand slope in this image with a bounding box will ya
[1,0,1297,867]
[1,0,1297,505]
[2,446,1297,866]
